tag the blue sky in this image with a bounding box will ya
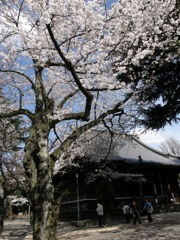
[106,0,117,8]
[139,122,180,151]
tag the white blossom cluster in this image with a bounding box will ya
[0,0,179,171]
[54,139,86,175]
[0,119,20,152]
[8,195,29,206]
[0,0,178,114]
[86,169,146,184]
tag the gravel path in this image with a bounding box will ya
[1,212,180,240]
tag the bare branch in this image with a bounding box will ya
[0,69,35,89]
[94,91,99,120]
[16,0,25,27]
[57,90,79,110]
[53,126,63,144]
[59,32,86,47]
[104,0,108,21]
[102,119,114,159]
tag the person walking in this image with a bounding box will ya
[132,200,141,225]
[123,202,131,223]
[96,203,105,227]
[144,199,153,222]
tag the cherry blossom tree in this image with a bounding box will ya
[159,137,180,156]
[0,116,25,233]
[0,0,179,239]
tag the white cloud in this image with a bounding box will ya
[133,129,165,150]
[139,131,165,146]
[135,123,180,151]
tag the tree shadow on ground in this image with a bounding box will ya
[0,225,32,240]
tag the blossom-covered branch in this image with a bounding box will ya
[50,92,133,162]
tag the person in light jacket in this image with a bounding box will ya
[123,202,131,223]
[96,203,105,227]
[144,199,153,222]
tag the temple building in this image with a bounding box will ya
[58,131,180,220]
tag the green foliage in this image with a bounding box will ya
[139,58,180,129]
[14,188,23,197]
[117,54,180,130]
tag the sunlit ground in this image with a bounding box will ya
[1,212,180,240]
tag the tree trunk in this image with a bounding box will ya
[24,122,61,240]
[31,177,60,240]
[0,197,5,233]
[0,214,4,234]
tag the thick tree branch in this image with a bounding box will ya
[0,109,34,120]
[50,112,90,128]
[85,87,122,91]
[50,92,133,162]
[33,62,54,113]
[57,90,79,110]
[33,64,46,111]
[60,112,87,121]
[44,61,66,68]
[46,25,89,97]
[46,24,93,120]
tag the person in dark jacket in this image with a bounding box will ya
[132,200,141,225]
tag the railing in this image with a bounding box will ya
[59,195,180,220]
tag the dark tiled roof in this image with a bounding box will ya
[108,136,180,166]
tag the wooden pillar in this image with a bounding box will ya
[167,174,171,192]
[152,173,157,194]
[138,181,143,200]
[159,173,164,195]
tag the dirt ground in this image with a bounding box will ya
[1,212,180,240]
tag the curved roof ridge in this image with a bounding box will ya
[85,129,180,161]
[132,136,180,160]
